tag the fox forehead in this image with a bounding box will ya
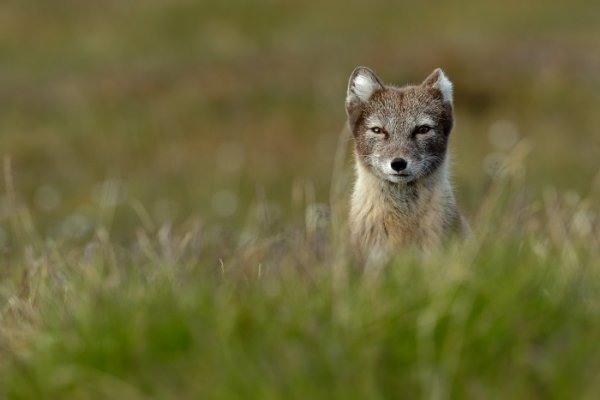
[365,112,435,130]
[361,86,443,129]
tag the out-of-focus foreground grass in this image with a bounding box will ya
[2,160,600,398]
[1,0,600,398]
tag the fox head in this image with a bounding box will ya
[346,66,454,184]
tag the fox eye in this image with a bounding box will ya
[371,127,383,134]
[414,125,432,135]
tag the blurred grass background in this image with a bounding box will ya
[2,0,600,398]
[1,0,599,243]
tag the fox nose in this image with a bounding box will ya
[390,158,407,172]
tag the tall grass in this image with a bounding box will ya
[1,1,599,398]
[1,144,600,399]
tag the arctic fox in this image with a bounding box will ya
[345,66,469,255]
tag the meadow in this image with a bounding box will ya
[1,0,600,398]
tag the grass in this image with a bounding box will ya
[2,148,600,398]
[1,0,600,398]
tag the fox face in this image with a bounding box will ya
[346,67,454,184]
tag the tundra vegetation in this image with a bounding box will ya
[1,0,600,398]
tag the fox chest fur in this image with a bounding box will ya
[345,66,467,254]
[350,159,462,252]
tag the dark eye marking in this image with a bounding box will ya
[413,125,433,136]
[369,127,387,137]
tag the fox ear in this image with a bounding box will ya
[422,68,453,104]
[346,66,384,106]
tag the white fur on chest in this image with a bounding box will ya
[349,158,456,253]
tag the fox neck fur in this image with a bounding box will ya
[350,155,461,253]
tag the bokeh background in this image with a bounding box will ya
[1,0,599,243]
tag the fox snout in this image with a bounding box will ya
[379,156,415,183]
[390,158,407,172]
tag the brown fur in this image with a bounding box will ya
[345,67,469,256]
